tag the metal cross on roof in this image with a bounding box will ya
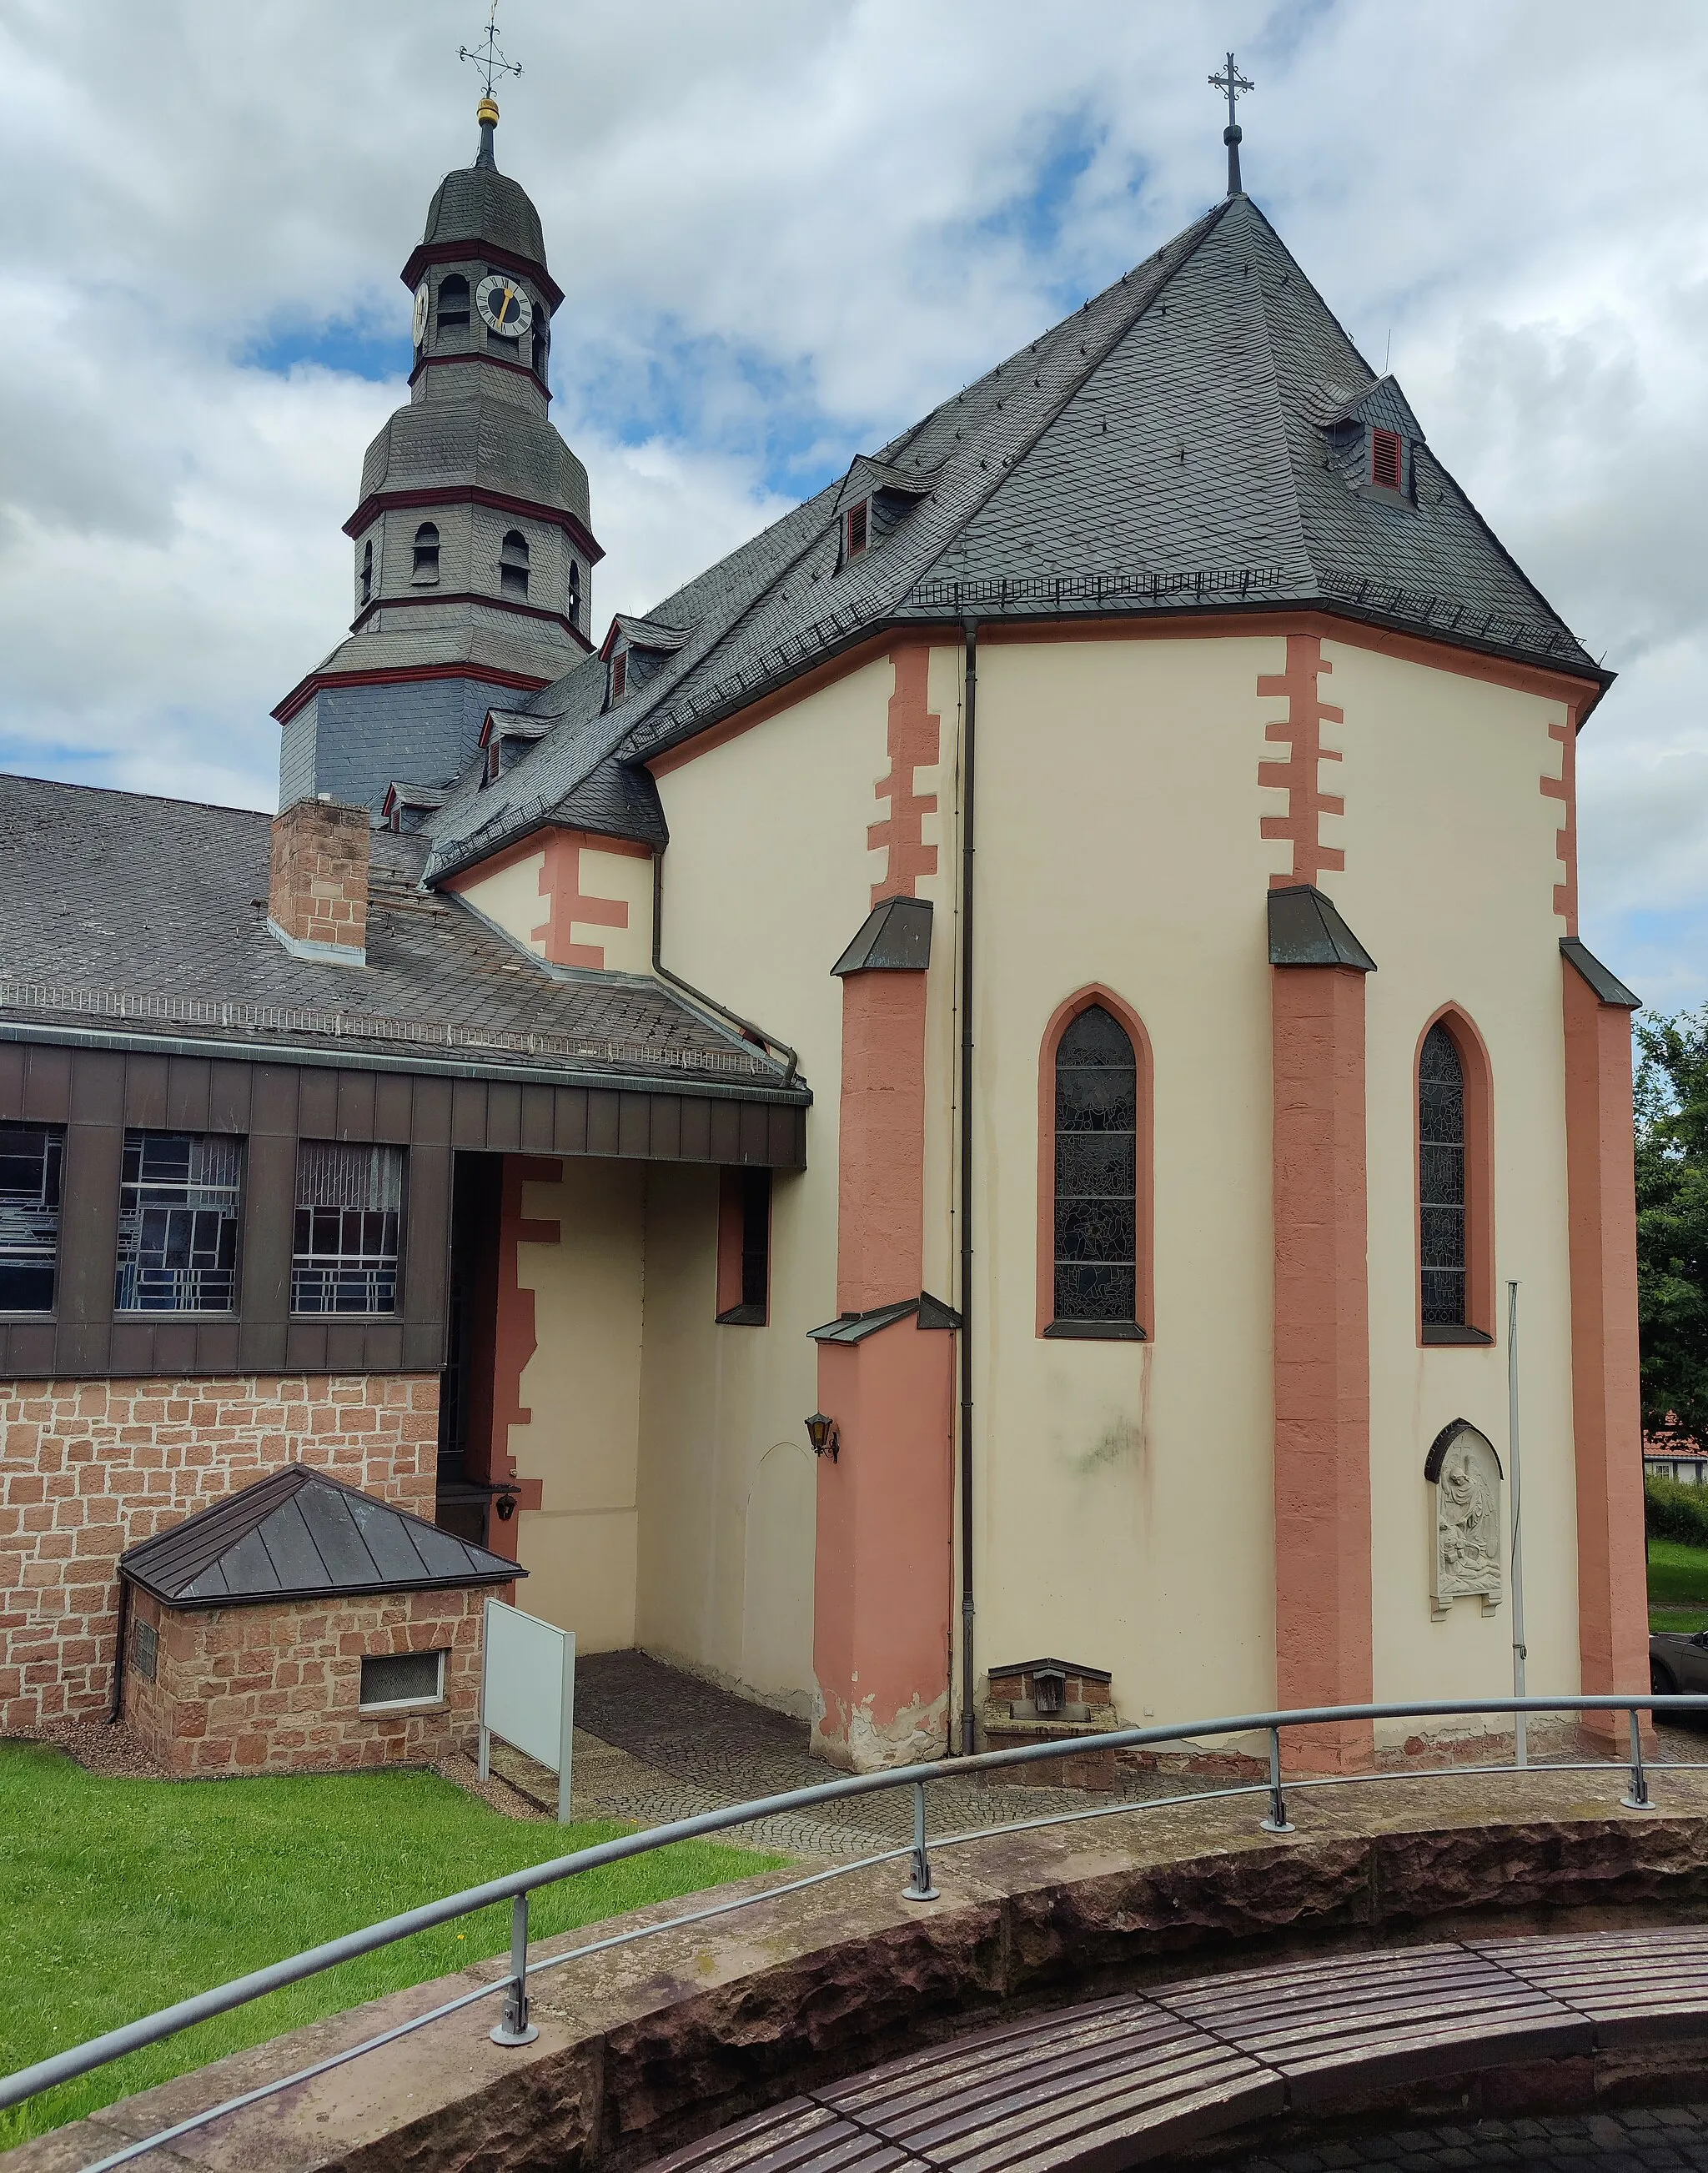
[1208,51,1254,198]
[460,1,522,104]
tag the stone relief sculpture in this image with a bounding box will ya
[1425,1419,1504,1614]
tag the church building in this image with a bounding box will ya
[0,90,1648,1773]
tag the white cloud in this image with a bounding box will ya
[3,0,1708,1002]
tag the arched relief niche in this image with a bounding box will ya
[1425,1418,1504,1618]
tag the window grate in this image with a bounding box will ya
[1053,1005,1138,1323]
[115,1132,242,1313]
[292,1143,404,1315]
[0,1123,63,1313]
[1372,429,1403,490]
[1419,1023,1466,1324]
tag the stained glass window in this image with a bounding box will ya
[292,1142,404,1314]
[1054,1005,1138,1324]
[115,1132,242,1313]
[0,1123,63,1313]
[1419,1023,1466,1326]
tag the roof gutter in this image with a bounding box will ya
[0,1018,809,1105]
[651,855,801,1088]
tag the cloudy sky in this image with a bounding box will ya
[3,0,1705,1008]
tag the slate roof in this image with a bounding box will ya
[417,191,1606,885]
[420,163,547,274]
[119,1464,522,1608]
[357,399,591,530]
[0,774,801,1094]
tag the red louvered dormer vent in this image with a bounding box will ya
[610,650,627,702]
[1372,429,1403,491]
[845,500,869,560]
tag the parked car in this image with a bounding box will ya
[1650,1628,1708,1701]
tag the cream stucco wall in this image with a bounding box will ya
[509,1159,645,1652]
[577,844,654,973]
[635,653,912,1709]
[455,847,547,956]
[968,634,1281,1729]
[1323,639,1579,1736]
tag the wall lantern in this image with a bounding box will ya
[805,1413,840,1462]
[495,1491,519,1523]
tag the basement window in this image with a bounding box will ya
[359,1649,445,1712]
[0,1122,63,1313]
[1371,429,1404,491]
[844,499,869,561]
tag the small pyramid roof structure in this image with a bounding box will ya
[119,1465,524,1610]
[421,191,1604,884]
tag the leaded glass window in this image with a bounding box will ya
[0,1123,63,1312]
[1053,1005,1138,1324]
[115,1132,242,1312]
[292,1142,404,1314]
[1419,1023,1466,1326]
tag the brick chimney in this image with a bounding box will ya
[268,796,370,965]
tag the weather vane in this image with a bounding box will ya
[1208,51,1254,198]
[460,2,522,107]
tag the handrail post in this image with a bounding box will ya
[1620,1706,1654,1812]
[902,1780,940,1901]
[490,1893,539,2045]
[1260,1725,1294,1834]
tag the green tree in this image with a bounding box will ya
[1635,1006,1708,1443]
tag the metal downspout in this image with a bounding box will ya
[959,616,978,1754]
[105,1576,130,1725]
[651,852,801,1086]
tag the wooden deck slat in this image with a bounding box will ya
[635,1930,1708,2173]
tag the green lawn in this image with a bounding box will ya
[0,1743,783,2147]
[1649,1539,1708,1631]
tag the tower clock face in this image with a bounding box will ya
[411,282,429,346]
[475,274,534,339]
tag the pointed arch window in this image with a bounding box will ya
[436,274,470,330]
[1039,993,1150,1339]
[358,538,374,607]
[500,529,530,600]
[411,522,440,585]
[1418,1012,1494,1344]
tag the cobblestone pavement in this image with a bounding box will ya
[1229,2105,1708,2170]
[498,1648,1174,1862]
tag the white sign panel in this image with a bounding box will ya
[479,1597,575,1821]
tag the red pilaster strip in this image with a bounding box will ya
[530,831,634,971]
[867,641,942,906]
[1540,712,1580,933]
[812,957,952,1769]
[1561,959,1647,1728]
[485,1157,559,1561]
[1258,634,1345,890]
[1272,963,1374,1770]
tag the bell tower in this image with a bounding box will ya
[274,92,600,816]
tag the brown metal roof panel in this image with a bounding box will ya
[345,1491,435,1583]
[296,1481,386,1589]
[256,1493,332,1593]
[183,1526,284,1603]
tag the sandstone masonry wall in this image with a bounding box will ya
[0,1373,439,1734]
[124,1583,484,1775]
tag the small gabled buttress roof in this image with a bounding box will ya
[119,1465,523,1609]
[420,191,1604,887]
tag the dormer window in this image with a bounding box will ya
[436,274,470,331]
[359,539,373,608]
[411,522,440,585]
[845,499,869,560]
[610,650,627,702]
[485,741,501,785]
[500,529,530,600]
[1372,429,1403,491]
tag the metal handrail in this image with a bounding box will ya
[7,1693,1707,2160]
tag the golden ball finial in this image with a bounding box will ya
[476,94,500,128]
